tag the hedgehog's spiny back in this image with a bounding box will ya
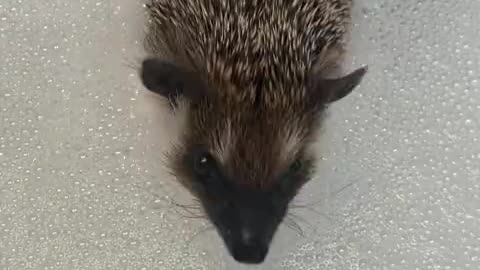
[146,0,352,107]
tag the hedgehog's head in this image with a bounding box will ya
[140,58,366,264]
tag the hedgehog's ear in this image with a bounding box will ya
[140,58,206,103]
[308,66,367,104]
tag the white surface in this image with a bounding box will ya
[1,0,479,269]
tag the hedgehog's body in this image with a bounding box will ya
[146,0,350,104]
[140,0,366,264]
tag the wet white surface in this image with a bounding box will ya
[1,0,479,269]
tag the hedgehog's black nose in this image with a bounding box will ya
[209,192,285,264]
[231,241,268,264]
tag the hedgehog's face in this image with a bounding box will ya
[140,58,367,264]
[171,102,315,264]
[178,143,308,264]
[174,115,315,263]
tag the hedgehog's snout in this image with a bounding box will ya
[229,232,269,264]
[220,209,275,264]
[205,191,287,264]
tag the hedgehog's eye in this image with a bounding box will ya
[279,159,302,186]
[289,159,303,175]
[193,152,216,177]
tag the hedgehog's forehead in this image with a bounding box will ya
[213,117,302,159]
[193,105,311,184]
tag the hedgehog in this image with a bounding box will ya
[140,0,367,264]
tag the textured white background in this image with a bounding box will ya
[1,0,479,269]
